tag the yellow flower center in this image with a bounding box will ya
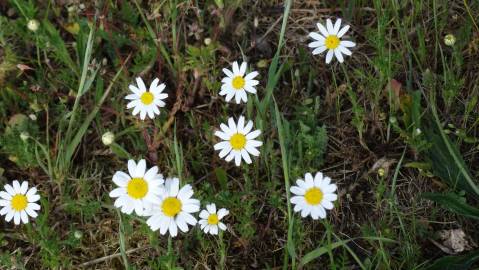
[325,35,340,49]
[126,178,148,199]
[162,197,182,217]
[140,92,154,105]
[304,187,323,205]
[11,194,28,211]
[230,133,246,150]
[231,76,245,90]
[207,213,219,225]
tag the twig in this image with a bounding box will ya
[78,247,147,267]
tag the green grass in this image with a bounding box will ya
[1,0,479,269]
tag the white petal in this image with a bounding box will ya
[12,181,21,193]
[128,84,142,95]
[309,32,325,42]
[0,206,10,215]
[316,23,329,37]
[27,194,40,203]
[113,171,131,187]
[239,62,247,75]
[312,46,327,55]
[177,185,193,201]
[333,18,341,35]
[232,61,240,74]
[14,212,21,225]
[324,193,338,202]
[183,203,200,214]
[340,40,356,48]
[246,130,261,140]
[322,183,337,193]
[135,159,146,177]
[222,68,234,78]
[143,166,159,182]
[0,191,12,200]
[321,200,334,210]
[308,41,324,48]
[20,211,28,224]
[20,181,28,194]
[199,210,209,219]
[179,212,197,225]
[326,19,334,34]
[317,206,327,219]
[234,151,242,166]
[290,186,305,195]
[237,116,245,133]
[228,117,237,133]
[176,214,189,232]
[325,50,334,64]
[334,49,344,63]
[217,208,229,219]
[169,181,180,197]
[4,184,15,196]
[241,149,252,164]
[339,46,352,56]
[169,220,178,237]
[5,210,14,222]
[290,196,305,205]
[136,77,147,91]
[337,25,350,38]
[244,71,258,80]
[206,203,216,214]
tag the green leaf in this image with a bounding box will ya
[299,237,395,267]
[422,193,479,220]
[425,250,479,270]
[214,168,228,190]
[423,105,479,197]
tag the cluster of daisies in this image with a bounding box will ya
[2,18,351,229]
[109,159,228,236]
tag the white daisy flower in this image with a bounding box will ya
[109,159,164,216]
[198,203,229,235]
[125,77,168,120]
[290,172,338,220]
[214,116,262,166]
[0,180,41,225]
[145,178,200,237]
[308,18,356,64]
[219,61,259,104]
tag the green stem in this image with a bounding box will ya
[117,210,130,269]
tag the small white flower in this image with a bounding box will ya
[125,77,168,120]
[102,131,115,146]
[109,159,164,216]
[290,172,338,220]
[308,18,356,64]
[145,178,200,237]
[219,61,259,104]
[214,116,262,166]
[0,180,41,225]
[27,19,40,32]
[198,203,228,235]
[444,34,456,46]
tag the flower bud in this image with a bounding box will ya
[102,131,115,146]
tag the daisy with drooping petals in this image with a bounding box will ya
[220,61,259,104]
[290,172,338,220]
[0,180,41,225]
[308,18,356,64]
[145,178,200,237]
[198,203,229,235]
[109,159,164,216]
[125,77,168,120]
[214,116,262,166]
